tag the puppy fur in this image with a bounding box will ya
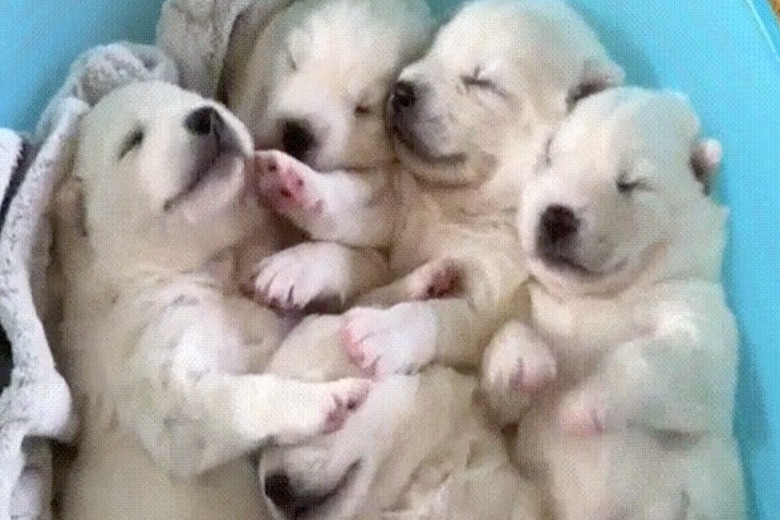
[54,81,370,520]
[257,315,543,520]
[252,0,624,378]
[483,87,746,520]
[223,0,434,307]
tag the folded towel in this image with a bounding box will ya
[157,0,294,97]
[0,42,178,520]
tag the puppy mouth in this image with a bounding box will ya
[163,122,249,212]
[537,249,626,279]
[390,119,465,166]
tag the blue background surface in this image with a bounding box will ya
[1,1,778,518]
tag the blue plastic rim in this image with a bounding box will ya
[1,1,778,518]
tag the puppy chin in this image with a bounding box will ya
[176,155,255,226]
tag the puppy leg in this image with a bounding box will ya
[342,256,526,377]
[253,150,395,247]
[117,369,372,479]
[481,320,556,425]
[557,334,734,436]
[245,242,390,311]
[355,258,462,307]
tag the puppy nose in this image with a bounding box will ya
[390,81,417,112]
[281,120,317,161]
[540,205,579,243]
[184,106,224,137]
[264,472,317,519]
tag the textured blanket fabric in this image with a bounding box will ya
[0,42,177,520]
[0,1,295,515]
[157,0,294,97]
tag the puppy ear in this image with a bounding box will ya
[55,176,89,239]
[690,138,722,194]
[567,59,625,110]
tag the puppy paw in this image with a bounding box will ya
[321,378,373,434]
[483,321,556,394]
[276,378,372,445]
[558,392,612,437]
[340,304,437,378]
[481,321,556,423]
[405,259,462,300]
[243,246,343,310]
[255,150,323,214]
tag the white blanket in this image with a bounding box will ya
[0,1,294,516]
[0,42,176,520]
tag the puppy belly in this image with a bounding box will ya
[515,410,742,520]
[61,432,265,520]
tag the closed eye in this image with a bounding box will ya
[461,67,504,96]
[616,175,651,194]
[354,104,373,117]
[118,128,144,160]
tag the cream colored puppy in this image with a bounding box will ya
[484,87,746,519]
[224,0,433,308]
[253,0,624,377]
[55,81,371,520]
[254,316,543,520]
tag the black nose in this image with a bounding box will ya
[540,205,579,244]
[282,120,317,161]
[390,81,417,113]
[264,472,324,519]
[184,106,224,137]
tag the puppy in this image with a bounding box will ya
[483,87,746,519]
[223,0,434,308]
[252,0,624,377]
[55,81,371,520]
[255,316,543,520]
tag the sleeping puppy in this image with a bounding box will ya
[255,316,543,520]
[54,80,371,520]
[223,0,434,308]
[483,87,746,519]
[251,0,624,378]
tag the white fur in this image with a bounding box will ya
[257,316,542,520]
[55,81,371,520]
[225,0,434,308]
[483,87,746,519]
[253,0,624,378]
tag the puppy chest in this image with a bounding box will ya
[392,208,518,274]
[531,288,652,381]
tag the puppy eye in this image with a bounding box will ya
[616,174,650,195]
[286,50,297,71]
[461,67,501,94]
[543,137,553,166]
[118,128,144,160]
[354,104,373,117]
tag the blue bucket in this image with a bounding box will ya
[1,1,778,518]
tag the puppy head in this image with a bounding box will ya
[258,370,477,520]
[519,87,727,297]
[74,80,258,274]
[232,0,433,170]
[388,0,623,186]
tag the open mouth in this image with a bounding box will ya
[162,151,245,212]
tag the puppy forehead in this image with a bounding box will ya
[562,89,700,161]
[85,81,207,136]
[434,0,602,70]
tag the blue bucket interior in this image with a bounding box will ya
[1,1,778,518]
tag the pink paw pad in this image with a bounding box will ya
[560,406,607,437]
[255,151,322,213]
[509,358,556,392]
